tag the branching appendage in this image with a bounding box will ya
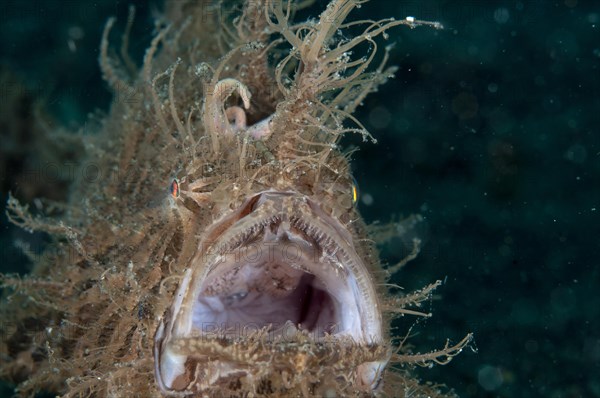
[368,214,426,277]
[383,280,442,318]
[99,17,135,94]
[380,251,473,387]
[264,0,443,152]
[5,192,73,236]
[381,278,474,387]
[5,194,98,271]
[120,5,138,77]
[394,333,474,367]
[384,238,422,276]
[0,274,67,299]
[369,215,425,244]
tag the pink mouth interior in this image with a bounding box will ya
[192,256,341,338]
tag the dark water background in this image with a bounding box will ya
[1,0,598,397]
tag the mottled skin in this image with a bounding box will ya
[0,1,468,397]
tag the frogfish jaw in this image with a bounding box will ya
[154,190,389,396]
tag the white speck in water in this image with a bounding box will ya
[68,39,77,52]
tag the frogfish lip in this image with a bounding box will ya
[154,190,389,395]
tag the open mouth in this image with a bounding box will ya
[154,191,388,394]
